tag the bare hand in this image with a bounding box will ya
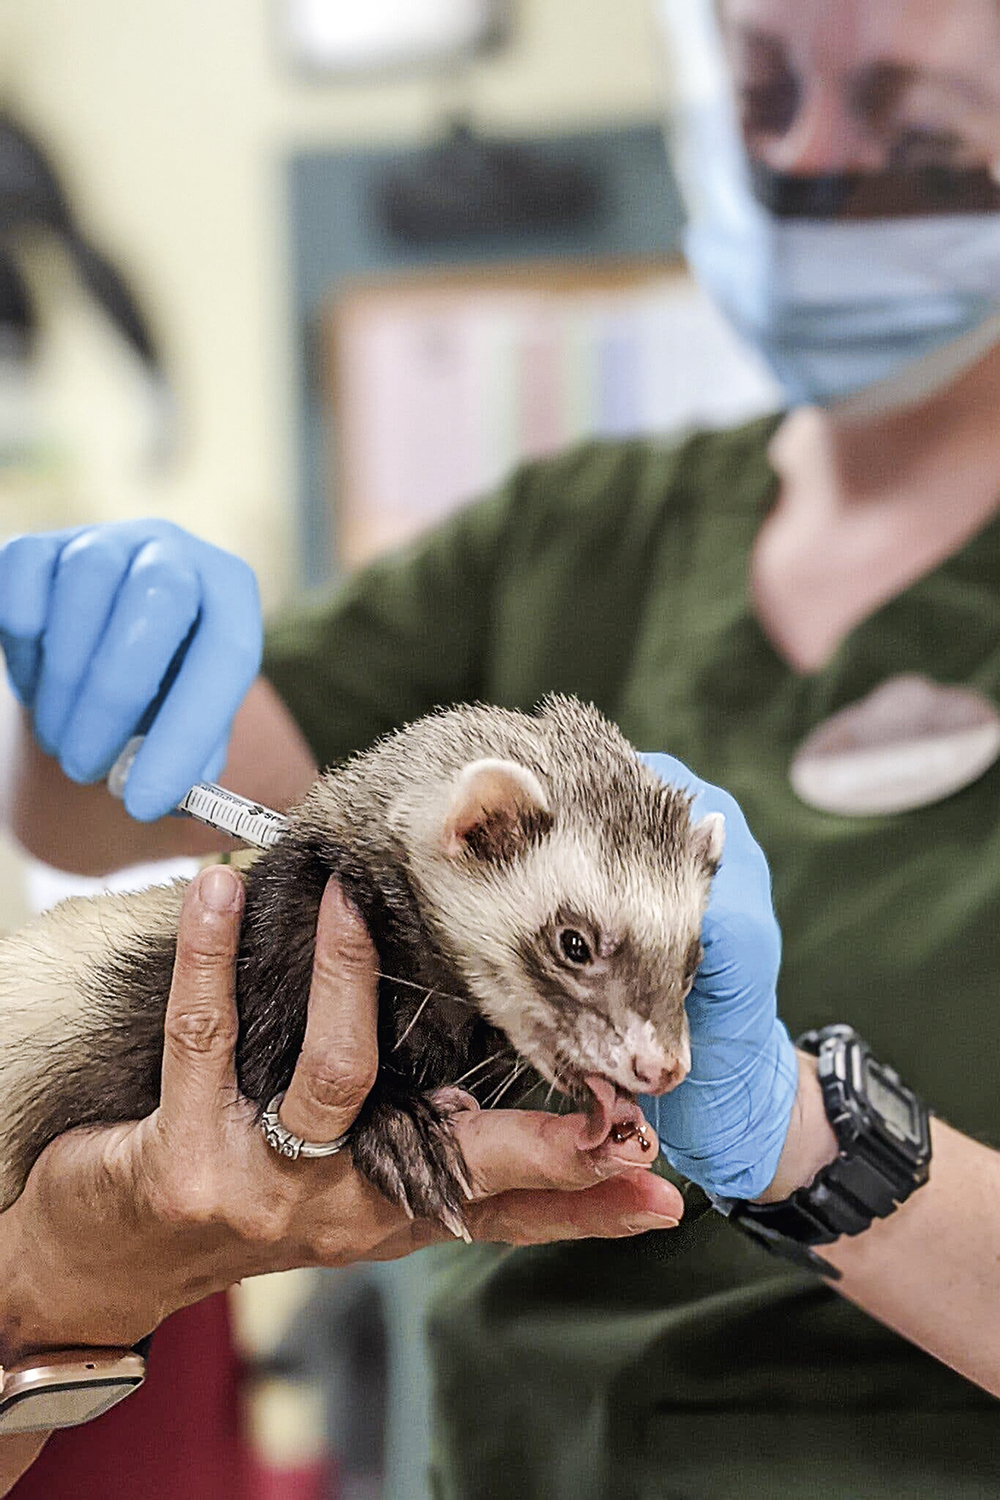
[1,867,681,1360]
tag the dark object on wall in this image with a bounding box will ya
[376,120,603,243]
[0,111,161,376]
[0,248,32,356]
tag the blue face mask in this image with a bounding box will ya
[685,200,1000,407]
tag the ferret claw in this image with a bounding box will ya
[440,1205,473,1243]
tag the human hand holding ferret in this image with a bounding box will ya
[0,867,681,1373]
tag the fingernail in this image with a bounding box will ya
[198,865,242,912]
[625,1214,680,1232]
[325,879,361,919]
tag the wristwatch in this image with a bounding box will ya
[0,1338,150,1434]
[713,1025,932,1279]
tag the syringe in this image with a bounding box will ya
[107,736,289,851]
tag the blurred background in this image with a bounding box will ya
[0,2,778,1495]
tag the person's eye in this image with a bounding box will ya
[739,78,800,138]
[888,125,963,170]
[558,928,594,967]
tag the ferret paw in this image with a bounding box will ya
[351,1092,475,1240]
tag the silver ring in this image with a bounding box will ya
[260,1092,351,1160]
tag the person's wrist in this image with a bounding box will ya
[754,1050,839,1205]
[1,1131,176,1362]
[0,1199,65,1366]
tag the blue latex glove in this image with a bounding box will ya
[639,752,799,1201]
[0,521,262,821]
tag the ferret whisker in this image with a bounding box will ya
[543,1061,577,1113]
[373,971,475,1007]
[513,1070,573,1113]
[392,988,436,1052]
[488,1063,527,1109]
[479,1065,519,1108]
[451,1050,514,1089]
[511,1073,549,1107]
[482,1062,526,1109]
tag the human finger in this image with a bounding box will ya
[277,879,380,1148]
[32,530,143,762]
[464,1170,683,1246]
[122,547,261,820]
[0,528,80,706]
[34,530,133,756]
[159,865,245,1124]
[366,1171,682,1259]
[57,537,201,783]
[451,1105,663,1199]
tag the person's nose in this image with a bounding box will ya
[762,81,886,176]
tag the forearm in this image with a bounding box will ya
[827,1116,1000,1396]
[0,1197,63,1495]
[7,677,317,874]
[762,1052,1000,1396]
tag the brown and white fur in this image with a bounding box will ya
[0,696,723,1235]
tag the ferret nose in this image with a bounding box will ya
[631,1057,686,1095]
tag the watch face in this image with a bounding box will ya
[0,1378,141,1433]
[863,1058,920,1142]
[0,1351,146,1434]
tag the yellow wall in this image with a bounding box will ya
[0,0,665,608]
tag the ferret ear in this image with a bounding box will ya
[691,811,725,874]
[442,759,552,862]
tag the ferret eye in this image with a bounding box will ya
[558,928,593,966]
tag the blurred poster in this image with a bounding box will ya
[328,261,780,569]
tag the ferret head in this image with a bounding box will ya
[396,699,724,1103]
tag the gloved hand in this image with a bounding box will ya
[0,520,262,821]
[639,753,799,1201]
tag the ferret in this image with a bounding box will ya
[0,696,723,1235]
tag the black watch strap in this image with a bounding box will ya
[716,1026,932,1279]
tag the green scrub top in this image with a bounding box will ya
[264,415,1000,1499]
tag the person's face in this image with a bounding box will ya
[719,0,1000,180]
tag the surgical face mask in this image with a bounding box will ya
[657,0,1000,409]
[685,187,1000,407]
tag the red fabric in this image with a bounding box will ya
[10,1293,251,1500]
[245,1458,333,1500]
